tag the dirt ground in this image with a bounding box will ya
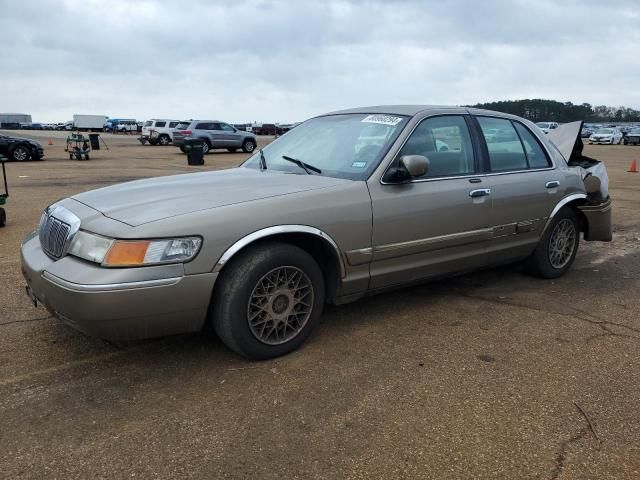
[0,129,639,479]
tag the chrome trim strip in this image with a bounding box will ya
[213,225,347,278]
[42,271,181,292]
[541,193,588,234]
[345,247,373,266]
[373,227,494,261]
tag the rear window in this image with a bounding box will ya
[477,117,528,171]
[176,122,190,130]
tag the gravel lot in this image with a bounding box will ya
[1,130,639,479]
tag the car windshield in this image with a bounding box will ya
[144,121,153,127]
[596,128,614,134]
[242,113,408,180]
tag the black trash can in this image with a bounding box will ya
[185,138,204,165]
[88,133,100,150]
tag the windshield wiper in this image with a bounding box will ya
[282,155,322,175]
[259,149,267,171]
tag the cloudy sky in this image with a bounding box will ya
[1,0,638,123]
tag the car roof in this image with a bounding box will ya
[191,120,222,123]
[321,105,526,122]
[323,105,467,117]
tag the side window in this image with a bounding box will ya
[196,122,214,130]
[169,122,178,128]
[211,123,222,131]
[220,123,235,131]
[396,115,475,179]
[155,121,166,128]
[477,117,527,171]
[513,123,551,168]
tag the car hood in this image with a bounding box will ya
[1,135,41,144]
[72,167,352,226]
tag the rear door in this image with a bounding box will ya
[368,114,494,289]
[219,122,242,147]
[473,116,562,255]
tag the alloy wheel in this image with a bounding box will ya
[247,266,314,345]
[548,219,577,269]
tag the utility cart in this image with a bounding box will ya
[0,155,8,227]
[65,133,91,160]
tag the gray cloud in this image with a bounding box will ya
[1,0,638,123]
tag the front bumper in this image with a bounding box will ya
[21,232,218,341]
[589,138,613,144]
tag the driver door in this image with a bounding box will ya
[367,115,494,288]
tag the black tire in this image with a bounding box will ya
[227,148,238,153]
[212,242,325,360]
[148,138,158,146]
[158,134,170,146]
[242,139,256,153]
[179,146,186,154]
[526,207,580,279]
[10,144,31,162]
[0,208,5,227]
[624,138,629,145]
[202,140,211,154]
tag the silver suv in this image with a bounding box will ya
[173,120,257,154]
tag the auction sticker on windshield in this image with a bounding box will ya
[361,114,403,126]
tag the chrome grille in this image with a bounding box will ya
[39,215,71,258]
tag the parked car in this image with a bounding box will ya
[0,134,45,161]
[624,128,640,145]
[21,106,611,360]
[588,128,623,144]
[173,120,257,154]
[141,119,184,145]
[535,122,559,134]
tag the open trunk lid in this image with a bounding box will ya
[548,121,609,199]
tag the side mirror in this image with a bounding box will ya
[384,155,429,183]
[401,155,429,177]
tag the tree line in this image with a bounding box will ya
[468,99,640,123]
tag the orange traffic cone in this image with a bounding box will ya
[629,159,638,173]
[48,138,54,146]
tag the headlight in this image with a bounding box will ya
[68,232,201,267]
[69,231,114,263]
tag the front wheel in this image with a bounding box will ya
[526,207,580,279]
[212,242,325,360]
[11,145,30,161]
[242,139,256,153]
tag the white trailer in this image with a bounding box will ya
[73,114,107,132]
[0,113,32,129]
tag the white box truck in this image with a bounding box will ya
[73,114,107,132]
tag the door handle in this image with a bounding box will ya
[545,181,560,188]
[469,188,491,198]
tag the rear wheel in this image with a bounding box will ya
[10,145,30,161]
[202,141,210,154]
[158,134,170,146]
[179,146,186,153]
[212,242,325,360]
[242,139,256,153]
[526,207,580,279]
